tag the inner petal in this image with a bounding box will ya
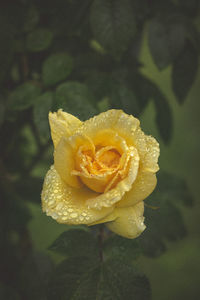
[96,146,121,169]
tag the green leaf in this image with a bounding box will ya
[47,256,100,300]
[47,257,151,300]
[26,28,53,52]
[103,235,141,261]
[90,0,136,58]
[131,73,173,143]
[109,82,139,117]
[172,42,198,104]
[155,171,194,207]
[49,229,99,259]
[154,90,173,144]
[102,259,151,300]
[138,171,193,257]
[9,82,41,111]
[23,5,39,32]
[42,53,73,86]
[148,17,186,69]
[33,91,53,142]
[85,72,112,101]
[55,81,97,120]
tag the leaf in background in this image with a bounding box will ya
[103,235,141,261]
[131,73,173,143]
[42,53,73,87]
[109,82,140,117]
[49,229,99,259]
[138,171,193,257]
[26,28,53,52]
[33,91,53,142]
[47,256,100,300]
[55,81,97,120]
[23,5,39,32]
[155,171,194,207]
[47,256,151,300]
[154,90,173,144]
[172,42,198,104]
[102,259,151,300]
[90,0,136,58]
[85,72,111,101]
[9,82,41,111]
[148,18,186,70]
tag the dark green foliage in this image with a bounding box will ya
[33,91,53,142]
[26,28,53,52]
[103,235,141,261]
[109,82,140,116]
[172,42,198,104]
[90,0,136,58]
[138,171,194,257]
[49,229,99,258]
[9,83,42,111]
[47,256,151,300]
[42,53,74,86]
[55,81,97,120]
[148,17,187,70]
[131,73,173,143]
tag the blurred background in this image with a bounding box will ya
[0,0,200,299]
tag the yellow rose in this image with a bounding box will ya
[41,109,159,239]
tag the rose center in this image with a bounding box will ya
[98,149,121,168]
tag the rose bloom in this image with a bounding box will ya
[41,109,159,239]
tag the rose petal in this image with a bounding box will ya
[49,109,82,148]
[132,129,160,172]
[89,202,146,239]
[105,202,146,239]
[54,134,95,188]
[41,166,114,224]
[76,110,140,144]
[85,146,140,209]
[116,170,157,208]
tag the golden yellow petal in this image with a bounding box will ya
[143,135,160,172]
[41,166,114,225]
[116,170,157,208]
[49,109,82,148]
[76,110,140,145]
[132,128,160,172]
[54,134,94,188]
[103,202,146,239]
[85,146,140,209]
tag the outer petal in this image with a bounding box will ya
[76,110,140,145]
[54,134,94,188]
[90,202,146,239]
[116,169,157,208]
[49,109,82,148]
[41,166,114,225]
[105,202,146,239]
